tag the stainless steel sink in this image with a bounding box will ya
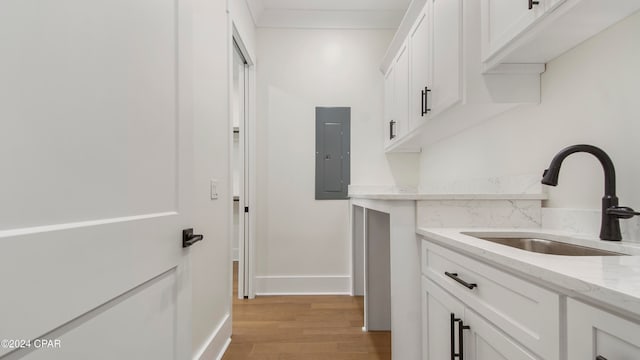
[462,232,626,256]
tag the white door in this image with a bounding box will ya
[422,277,465,360]
[0,0,195,358]
[409,3,432,130]
[383,66,395,147]
[567,299,640,360]
[393,43,409,139]
[232,39,251,299]
[465,310,538,360]
[431,0,462,117]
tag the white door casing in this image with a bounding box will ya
[0,0,195,358]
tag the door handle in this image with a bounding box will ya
[528,0,540,10]
[183,228,204,248]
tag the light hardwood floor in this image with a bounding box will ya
[222,262,391,359]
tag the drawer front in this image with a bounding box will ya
[567,298,640,360]
[422,239,560,360]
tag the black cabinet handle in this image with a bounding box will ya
[445,272,477,290]
[389,120,396,139]
[450,313,458,360]
[528,0,539,9]
[596,356,608,360]
[182,228,204,248]
[450,313,470,360]
[422,86,431,116]
[458,320,470,360]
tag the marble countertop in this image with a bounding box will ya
[349,193,548,200]
[418,227,640,318]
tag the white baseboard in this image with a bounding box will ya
[254,275,351,295]
[193,313,232,360]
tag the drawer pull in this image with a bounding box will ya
[596,356,608,360]
[445,272,477,290]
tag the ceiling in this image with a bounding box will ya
[245,0,412,29]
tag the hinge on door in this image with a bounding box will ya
[245,206,249,213]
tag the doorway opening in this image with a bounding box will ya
[231,33,254,300]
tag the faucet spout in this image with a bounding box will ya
[541,144,616,195]
[541,144,628,241]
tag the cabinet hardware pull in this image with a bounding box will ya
[422,86,431,116]
[596,356,608,360]
[445,272,477,290]
[450,313,460,360]
[528,0,539,10]
[458,320,470,360]
[389,120,396,139]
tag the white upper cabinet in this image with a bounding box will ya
[381,0,541,152]
[480,0,549,62]
[394,42,410,142]
[481,0,640,70]
[408,4,432,131]
[383,65,395,148]
[431,0,461,117]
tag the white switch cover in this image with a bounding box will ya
[210,179,218,200]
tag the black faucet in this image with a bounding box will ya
[541,144,640,241]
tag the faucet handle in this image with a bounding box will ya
[606,206,640,219]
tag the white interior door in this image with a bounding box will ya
[232,40,250,299]
[0,0,195,358]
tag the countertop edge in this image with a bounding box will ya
[417,227,640,320]
[348,193,548,200]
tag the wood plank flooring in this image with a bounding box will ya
[222,262,391,359]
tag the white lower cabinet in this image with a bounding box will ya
[422,276,538,360]
[567,298,640,360]
[422,276,465,359]
[421,237,640,360]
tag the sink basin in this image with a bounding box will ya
[462,232,626,256]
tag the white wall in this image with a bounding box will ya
[256,28,416,293]
[190,0,255,357]
[191,0,232,356]
[419,12,640,215]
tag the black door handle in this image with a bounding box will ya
[528,0,539,10]
[183,228,204,248]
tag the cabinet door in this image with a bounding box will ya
[409,3,432,131]
[384,66,395,146]
[567,299,640,360]
[480,0,546,61]
[422,277,465,360]
[465,310,538,360]
[393,42,409,140]
[431,0,462,117]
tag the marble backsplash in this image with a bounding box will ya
[542,208,640,243]
[417,199,542,228]
[419,173,544,195]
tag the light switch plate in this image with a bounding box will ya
[210,179,218,200]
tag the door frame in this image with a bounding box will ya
[229,24,256,299]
